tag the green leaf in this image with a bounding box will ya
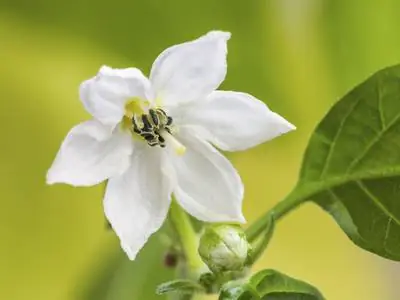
[293,64,400,260]
[156,279,205,295]
[219,269,324,300]
[250,269,324,300]
[219,280,259,300]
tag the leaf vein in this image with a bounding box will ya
[346,112,400,173]
[356,180,400,226]
[377,77,386,130]
[319,96,363,180]
[383,218,392,251]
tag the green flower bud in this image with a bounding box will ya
[198,224,251,274]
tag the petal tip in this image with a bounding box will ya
[206,30,231,41]
[98,65,113,75]
[46,170,57,185]
[46,179,55,185]
[237,214,247,224]
[287,122,296,131]
[121,243,140,261]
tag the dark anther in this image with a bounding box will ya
[141,114,152,130]
[157,108,167,117]
[131,108,174,148]
[143,134,155,141]
[166,116,173,126]
[149,109,159,126]
[158,136,165,143]
[132,118,140,133]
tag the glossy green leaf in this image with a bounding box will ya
[156,279,205,295]
[219,269,324,300]
[219,280,259,300]
[250,270,324,300]
[293,64,400,260]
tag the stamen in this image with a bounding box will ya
[129,107,183,152]
[132,116,141,134]
[149,109,159,126]
[162,130,186,155]
[141,115,152,130]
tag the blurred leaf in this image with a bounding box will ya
[156,279,205,295]
[292,64,400,260]
[219,269,324,300]
[250,269,324,300]
[78,231,174,300]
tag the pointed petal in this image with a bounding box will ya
[46,120,133,186]
[104,148,173,260]
[183,91,296,151]
[150,31,230,107]
[170,128,245,223]
[80,66,152,127]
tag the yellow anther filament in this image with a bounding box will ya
[162,130,186,156]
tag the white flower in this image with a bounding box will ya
[46,31,295,260]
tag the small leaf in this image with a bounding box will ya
[156,279,205,295]
[290,64,400,260]
[250,269,324,300]
[219,280,259,300]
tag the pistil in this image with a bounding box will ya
[162,130,186,155]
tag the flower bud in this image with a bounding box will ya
[198,224,251,273]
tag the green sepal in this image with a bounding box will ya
[155,279,205,295]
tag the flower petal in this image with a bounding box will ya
[104,148,173,260]
[46,120,133,186]
[150,31,230,107]
[182,91,296,151]
[170,128,245,223]
[80,66,152,127]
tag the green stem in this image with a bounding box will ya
[245,189,305,242]
[247,214,275,265]
[169,200,205,276]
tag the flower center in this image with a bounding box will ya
[131,109,186,155]
[124,99,186,155]
[131,108,173,148]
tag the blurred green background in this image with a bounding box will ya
[1,0,399,299]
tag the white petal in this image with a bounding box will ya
[170,128,245,223]
[104,148,173,260]
[47,120,133,186]
[150,31,230,107]
[80,66,152,127]
[182,91,296,151]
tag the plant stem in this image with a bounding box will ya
[245,189,305,242]
[247,214,275,265]
[169,200,205,276]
